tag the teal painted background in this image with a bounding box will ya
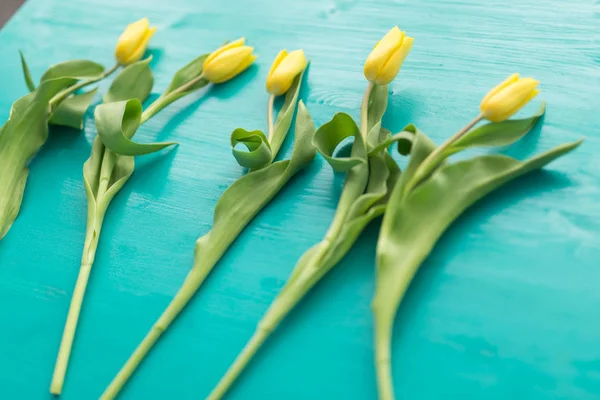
[1,0,599,399]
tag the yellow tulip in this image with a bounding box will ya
[266,49,307,95]
[115,18,156,65]
[480,74,540,122]
[364,26,414,85]
[203,38,257,84]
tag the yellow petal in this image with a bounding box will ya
[267,50,288,80]
[122,27,156,64]
[480,73,520,108]
[204,37,246,67]
[267,49,307,95]
[115,18,150,64]
[482,77,540,122]
[375,36,413,85]
[205,46,255,83]
[217,53,257,83]
[364,26,404,82]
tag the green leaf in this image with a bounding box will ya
[0,167,28,240]
[269,69,306,160]
[95,99,176,156]
[40,60,105,83]
[0,59,113,240]
[312,112,366,172]
[162,52,211,99]
[231,128,271,170]
[0,93,51,239]
[83,136,134,213]
[372,134,582,400]
[104,58,154,104]
[19,51,36,92]
[49,89,98,130]
[449,102,546,154]
[99,102,317,400]
[376,139,583,312]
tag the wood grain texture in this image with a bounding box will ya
[0,0,599,399]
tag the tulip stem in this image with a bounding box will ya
[267,94,275,142]
[49,219,103,395]
[438,113,484,155]
[141,74,207,124]
[49,63,120,110]
[360,81,375,139]
[406,113,483,192]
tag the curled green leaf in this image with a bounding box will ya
[312,112,366,172]
[230,68,306,170]
[95,99,176,156]
[231,128,271,169]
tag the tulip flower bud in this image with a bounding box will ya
[364,26,414,85]
[203,38,257,84]
[266,49,307,95]
[115,18,156,65]
[480,74,540,122]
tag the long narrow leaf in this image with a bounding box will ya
[19,51,36,92]
[373,136,582,400]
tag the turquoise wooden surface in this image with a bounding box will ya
[1,0,599,398]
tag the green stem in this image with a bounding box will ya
[49,63,120,110]
[374,321,394,400]
[371,249,429,400]
[360,81,375,140]
[100,264,211,400]
[140,73,207,124]
[49,216,103,395]
[266,94,275,143]
[207,328,268,400]
[207,268,318,400]
[406,113,483,192]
